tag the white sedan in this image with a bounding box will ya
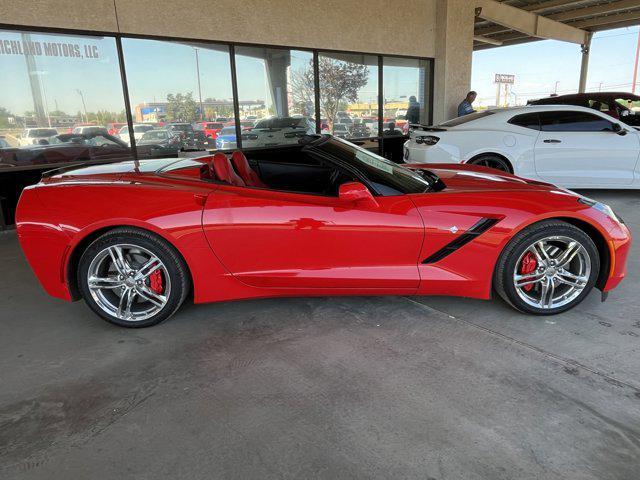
[404,105,640,189]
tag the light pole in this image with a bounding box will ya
[554,81,559,95]
[76,89,88,123]
[194,48,204,121]
[632,28,640,94]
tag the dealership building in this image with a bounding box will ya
[2,0,634,225]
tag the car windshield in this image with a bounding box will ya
[28,129,57,137]
[220,127,235,135]
[169,124,192,132]
[142,130,168,140]
[254,117,305,129]
[308,136,436,195]
[439,110,495,127]
[133,125,154,132]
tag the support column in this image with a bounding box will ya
[578,32,593,93]
[433,0,476,124]
[265,50,291,117]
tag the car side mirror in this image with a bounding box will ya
[612,123,627,136]
[339,182,377,207]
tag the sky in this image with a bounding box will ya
[2,26,639,116]
[471,26,640,107]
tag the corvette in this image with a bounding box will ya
[16,135,631,327]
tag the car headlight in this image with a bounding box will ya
[414,135,439,145]
[578,197,624,224]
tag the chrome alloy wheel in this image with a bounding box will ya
[513,236,591,310]
[86,244,171,322]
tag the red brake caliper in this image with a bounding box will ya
[149,270,164,294]
[519,251,538,292]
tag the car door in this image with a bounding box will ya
[202,184,424,291]
[534,110,639,186]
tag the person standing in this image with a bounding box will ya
[457,91,477,117]
[405,96,421,124]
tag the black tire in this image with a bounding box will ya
[78,228,190,327]
[494,220,599,315]
[468,154,511,173]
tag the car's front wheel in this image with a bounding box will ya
[494,220,599,315]
[78,228,190,327]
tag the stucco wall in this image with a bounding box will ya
[1,0,438,58]
[1,0,474,122]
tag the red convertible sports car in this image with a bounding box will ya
[16,135,631,327]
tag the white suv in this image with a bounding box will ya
[18,128,58,146]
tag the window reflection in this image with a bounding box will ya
[0,30,131,169]
[382,56,431,162]
[234,47,315,149]
[383,57,431,132]
[318,52,378,147]
[122,38,233,157]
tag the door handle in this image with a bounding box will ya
[543,139,562,144]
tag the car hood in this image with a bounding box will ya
[406,163,569,195]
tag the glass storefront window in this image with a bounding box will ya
[383,57,431,133]
[318,52,379,147]
[122,38,233,156]
[234,47,315,149]
[0,30,131,170]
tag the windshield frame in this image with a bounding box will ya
[305,135,436,196]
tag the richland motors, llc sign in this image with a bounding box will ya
[0,37,100,59]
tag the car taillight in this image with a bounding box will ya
[415,135,439,145]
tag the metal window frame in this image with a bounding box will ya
[0,23,434,162]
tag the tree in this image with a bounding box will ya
[0,106,15,128]
[166,92,198,123]
[291,58,369,125]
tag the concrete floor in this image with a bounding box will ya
[1,190,639,480]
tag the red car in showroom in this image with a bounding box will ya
[16,135,631,327]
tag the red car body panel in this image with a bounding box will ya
[15,157,631,307]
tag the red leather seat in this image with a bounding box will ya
[211,153,245,187]
[231,151,267,188]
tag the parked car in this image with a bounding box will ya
[215,126,237,150]
[0,138,9,149]
[16,135,631,327]
[136,129,182,157]
[332,123,349,138]
[17,128,58,146]
[1,132,129,168]
[403,105,640,189]
[72,126,109,136]
[242,116,314,148]
[239,120,255,131]
[106,122,126,136]
[349,123,371,138]
[528,92,640,127]
[165,123,207,150]
[194,122,225,139]
[215,117,232,123]
[118,124,155,145]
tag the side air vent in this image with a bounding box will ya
[422,217,499,264]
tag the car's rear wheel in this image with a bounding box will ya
[78,228,189,327]
[494,220,599,315]
[468,154,511,172]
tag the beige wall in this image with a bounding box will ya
[1,0,474,122]
[1,0,438,58]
